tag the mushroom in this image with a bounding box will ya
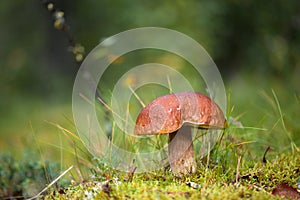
[134,91,226,175]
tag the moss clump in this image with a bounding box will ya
[44,153,299,199]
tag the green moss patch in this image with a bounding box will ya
[45,153,300,199]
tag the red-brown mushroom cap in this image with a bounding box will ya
[134,92,226,135]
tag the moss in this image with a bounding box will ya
[44,153,299,199]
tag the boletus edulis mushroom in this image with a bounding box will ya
[134,92,226,175]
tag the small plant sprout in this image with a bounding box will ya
[134,92,227,175]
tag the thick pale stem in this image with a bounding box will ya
[168,126,196,175]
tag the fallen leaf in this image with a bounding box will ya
[272,183,300,199]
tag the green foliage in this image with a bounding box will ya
[1,0,300,100]
[0,152,66,199]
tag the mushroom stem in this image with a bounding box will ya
[168,126,196,175]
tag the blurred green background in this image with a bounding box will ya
[0,0,299,162]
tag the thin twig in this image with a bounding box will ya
[262,146,271,164]
[235,156,241,183]
[40,0,85,64]
[27,165,73,200]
